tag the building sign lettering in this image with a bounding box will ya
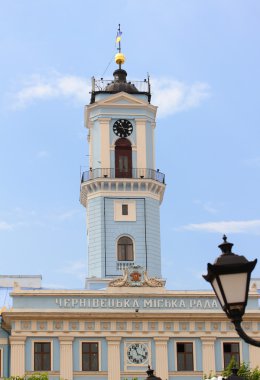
[55,297,218,310]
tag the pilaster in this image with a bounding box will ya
[59,337,74,380]
[100,118,111,169]
[154,337,169,380]
[10,336,26,377]
[136,119,147,169]
[201,337,216,376]
[88,120,94,169]
[106,336,121,380]
[249,344,260,368]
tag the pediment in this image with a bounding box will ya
[86,91,157,122]
[97,92,150,107]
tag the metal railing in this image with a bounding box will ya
[92,78,150,93]
[117,261,135,271]
[81,168,165,184]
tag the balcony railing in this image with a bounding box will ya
[92,78,150,93]
[117,261,135,271]
[81,168,165,184]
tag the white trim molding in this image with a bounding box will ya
[79,339,101,372]
[31,339,53,372]
[174,340,196,372]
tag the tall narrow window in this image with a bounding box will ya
[82,342,99,371]
[34,342,51,371]
[117,236,134,261]
[223,343,240,368]
[177,342,194,371]
[122,204,128,215]
[115,138,132,178]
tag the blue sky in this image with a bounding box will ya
[1,0,260,290]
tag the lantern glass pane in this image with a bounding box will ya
[219,273,247,304]
[212,278,225,307]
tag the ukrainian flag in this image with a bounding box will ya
[116,30,122,43]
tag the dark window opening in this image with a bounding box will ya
[34,342,51,371]
[82,342,99,371]
[115,138,132,178]
[122,204,128,215]
[177,342,194,371]
[223,343,240,368]
[117,236,134,261]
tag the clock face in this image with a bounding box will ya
[127,343,149,365]
[113,119,133,137]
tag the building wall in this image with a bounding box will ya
[2,289,259,379]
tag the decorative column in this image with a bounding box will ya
[10,336,26,376]
[154,337,169,380]
[59,337,74,380]
[136,119,147,169]
[100,118,111,169]
[201,337,216,375]
[107,336,121,380]
[249,344,260,368]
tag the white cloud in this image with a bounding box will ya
[10,72,210,116]
[37,150,50,158]
[11,72,90,109]
[181,219,260,234]
[0,221,13,231]
[152,78,210,118]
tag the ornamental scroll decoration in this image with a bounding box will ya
[109,265,165,287]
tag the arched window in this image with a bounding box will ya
[115,138,132,178]
[117,236,134,261]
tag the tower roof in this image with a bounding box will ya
[104,69,139,94]
[90,71,151,104]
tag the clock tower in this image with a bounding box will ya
[80,40,165,289]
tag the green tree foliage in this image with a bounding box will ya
[5,373,49,380]
[222,357,260,380]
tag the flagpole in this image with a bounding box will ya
[117,24,121,69]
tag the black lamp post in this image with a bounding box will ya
[203,235,260,347]
[145,365,162,380]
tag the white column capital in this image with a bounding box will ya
[9,336,26,343]
[154,337,169,342]
[59,336,74,343]
[99,117,111,124]
[200,337,216,343]
[106,336,122,343]
[136,118,147,125]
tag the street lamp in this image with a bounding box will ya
[203,235,260,347]
[145,365,162,380]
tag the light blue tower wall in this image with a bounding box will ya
[87,196,161,278]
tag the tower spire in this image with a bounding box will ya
[115,24,125,69]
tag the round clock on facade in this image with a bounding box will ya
[113,119,133,137]
[127,343,149,364]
